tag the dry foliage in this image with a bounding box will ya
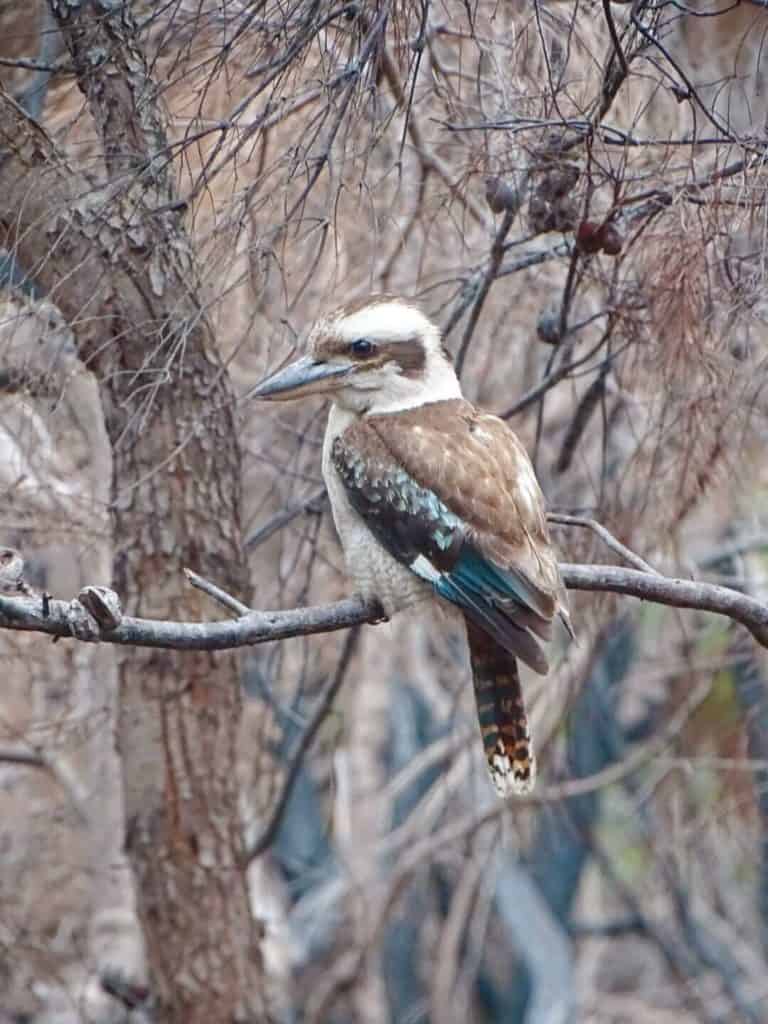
[1,1,768,1021]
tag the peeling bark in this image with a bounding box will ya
[0,3,270,1020]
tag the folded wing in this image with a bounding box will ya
[331,399,566,675]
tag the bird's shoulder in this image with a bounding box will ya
[340,400,546,533]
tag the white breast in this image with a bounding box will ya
[322,404,432,617]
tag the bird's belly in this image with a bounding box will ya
[323,452,431,616]
[340,517,432,616]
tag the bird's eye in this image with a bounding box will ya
[349,338,376,357]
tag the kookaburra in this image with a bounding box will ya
[250,297,569,796]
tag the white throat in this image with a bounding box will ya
[371,355,462,414]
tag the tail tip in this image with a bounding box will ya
[488,742,536,798]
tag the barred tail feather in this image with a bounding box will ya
[466,621,536,796]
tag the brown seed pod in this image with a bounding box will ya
[552,195,578,232]
[530,192,579,234]
[539,162,580,199]
[528,193,554,233]
[575,220,603,254]
[599,222,624,256]
[484,176,520,215]
[536,309,562,345]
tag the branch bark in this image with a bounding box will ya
[2,562,768,649]
[0,4,270,1021]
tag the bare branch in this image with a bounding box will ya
[0,744,45,768]
[244,488,327,550]
[548,513,660,575]
[0,589,381,647]
[2,563,768,650]
[562,563,768,646]
[453,206,517,376]
[184,568,251,616]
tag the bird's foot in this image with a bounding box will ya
[366,597,390,624]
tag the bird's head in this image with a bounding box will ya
[248,297,461,414]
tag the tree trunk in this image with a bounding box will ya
[0,3,271,1020]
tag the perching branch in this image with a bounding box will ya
[0,589,381,649]
[2,562,768,649]
[561,564,768,646]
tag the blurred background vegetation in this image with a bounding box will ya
[1,1,768,1021]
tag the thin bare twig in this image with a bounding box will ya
[378,43,489,229]
[246,626,360,862]
[0,744,88,823]
[310,673,712,1019]
[244,488,327,550]
[629,3,763,154]
[553,363,610,475]
[602,0,629,79]
[548,513,660,575]
[184,568,251,616]
[454,206,517,376]
[0,744,45,768]
[499,339,620,419]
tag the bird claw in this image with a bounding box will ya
[367,598,390,624]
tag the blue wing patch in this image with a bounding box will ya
[442,546,554,624]
[428,549,550,675]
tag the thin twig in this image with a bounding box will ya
[629,4,762,154]
[184,568,251,616]
[602,0,629,80]
[378,43,488,229]
[454,206,517,376]
[548,513,660,575]
[0,744,45,768]
[246,626,360,861]
[553,363,609,475]
[499,328,625,419]
[0,55,67,73]
[0,744,88,823]
[245,488,327,550]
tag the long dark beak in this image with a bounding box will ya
[246,354,351,401]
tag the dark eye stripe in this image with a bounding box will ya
[380,338,425,376]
